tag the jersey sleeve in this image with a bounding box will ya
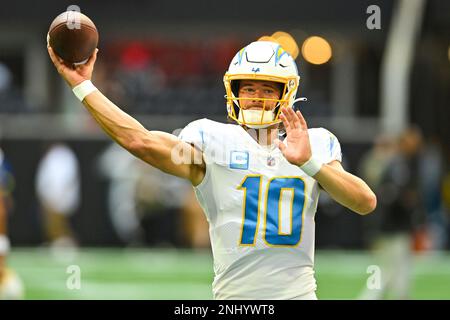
[309,128,343,164]
[178,118,208,152]
[178,118,229,167]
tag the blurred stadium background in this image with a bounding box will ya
[0,0,449,299]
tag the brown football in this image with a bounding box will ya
[47,11,98,64]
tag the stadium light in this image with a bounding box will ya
[301,36,332,65]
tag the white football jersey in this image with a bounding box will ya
[179,118,342,300]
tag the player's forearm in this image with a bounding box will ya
[81,90,203,183]
[314,164,377,215]
[82,90,150,151]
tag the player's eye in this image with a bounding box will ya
[242,87,255,93]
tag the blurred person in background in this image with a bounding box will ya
[35,142,80,253]
[48,32,377,300]
[443,167,450,248]
[0,148,24,299]
[359,126,425,300]
[98,143,143,244]
[98,142,197,247]
[0,147,15,280]
[133,159,193,247]
[358,134,397,247]
[418,136,447,251]
[0,149,11,294]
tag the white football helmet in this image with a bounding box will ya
[224,41,301,128]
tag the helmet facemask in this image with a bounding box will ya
[226,79,290,128]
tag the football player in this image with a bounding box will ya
[0,150,24,300]
[0,148,10,289]
[48,34,376,300]
[0,184,8,285]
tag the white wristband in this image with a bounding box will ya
[0,235,10,255]
[299,157,323,176]
[72,80,97,101]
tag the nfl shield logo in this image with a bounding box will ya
[267,156,276,167]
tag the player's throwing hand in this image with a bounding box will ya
[275,107,312,166]
[47,46,98,88]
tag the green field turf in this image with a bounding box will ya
[7,248,450,300]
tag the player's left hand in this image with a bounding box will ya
[274,107,312,166]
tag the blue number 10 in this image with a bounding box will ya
[238,175,306,246]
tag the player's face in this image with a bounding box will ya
[238,80,282,111]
